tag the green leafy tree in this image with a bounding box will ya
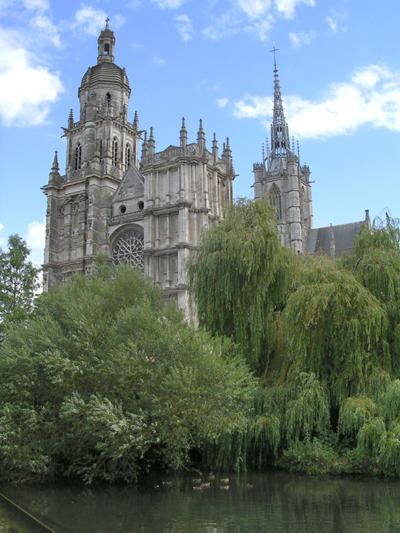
[283,255,388,408]
[350,214,400,366]
[0,234,40,332]
[187,199,295,373]
[0,264,255,483]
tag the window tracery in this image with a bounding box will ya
[74,143,82,170]
[113,137,118,166]
[269,183,282,220]
[126,144,131,167]
[112,231,144,269]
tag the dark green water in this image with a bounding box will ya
[1,470,400,533]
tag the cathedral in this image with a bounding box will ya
[42,22,366,316]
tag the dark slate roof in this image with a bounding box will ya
[80,63,129,88]
[306,221,364,256]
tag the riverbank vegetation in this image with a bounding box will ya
[0,202,399,483]
[188,201,400,477]
[0,263,254,483]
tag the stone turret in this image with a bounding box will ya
[252,50,313,251]
[43,21,141,289]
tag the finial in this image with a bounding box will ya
[180,117,188,148]
[197,119,205,147]
[134,110,139,129]
[270,42,279,71]
[105,17,110,29]
[68,108,73,128]
[52,151,59,172]
[212,133,218,161]
[149,126,154,140]
[365,209,371,230]
[226,137,230,148]
[262,143,265,162]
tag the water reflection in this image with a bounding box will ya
[1,471,400,533]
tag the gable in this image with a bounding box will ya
[112,165,144,203]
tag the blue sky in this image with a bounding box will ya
[0,0,399,266]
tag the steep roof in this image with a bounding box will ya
[306,221,364,256]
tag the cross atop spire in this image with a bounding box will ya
[270,42,279,71]
[97,18,115,64]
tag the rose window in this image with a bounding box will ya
[112,231,144,269]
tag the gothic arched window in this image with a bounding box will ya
[105,92,111,110]
[74,143,82,170]
[126,144,131,167]
[104,43,109,55]
[113,137,118,166]
[269,184,282,220]
[112,231,144,269]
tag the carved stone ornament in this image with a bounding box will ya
[109,212,144,226]
[112,231,144,269]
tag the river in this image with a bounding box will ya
[1,470,400,532]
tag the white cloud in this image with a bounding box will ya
[30,15,61,47]
[326,10,347,35]
[23,0,49,10]
[289,29,315,48]
[151,0,186,8]
[204,0,314,42]
[73,8,125,35]
[0,31,64,126]
[73,6,108,36]
[217,98,229,108]
[25,218,45,267]
[233,65,400,140]
[237,0,271,19]
[153,57,166,65]
[0,0,14,8]
[246,18,272,40]
[175,14,194,41]
[127,0,142,7]
[203,10,241,40]
[275,0,315,19]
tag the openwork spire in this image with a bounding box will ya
[270,58,290,160]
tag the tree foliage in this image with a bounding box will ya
[187,199,295,372]
[283,255,388,406]
[190,203,400,476]
[0,234,40,334]
[0,265,255,483]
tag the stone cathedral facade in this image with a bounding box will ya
[43,24,364,314]
[42,23,235,317]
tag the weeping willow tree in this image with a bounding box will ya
[187,199,295,372]
[350,214,400,367]
[189,206,400,474]
[283,255,388,410]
